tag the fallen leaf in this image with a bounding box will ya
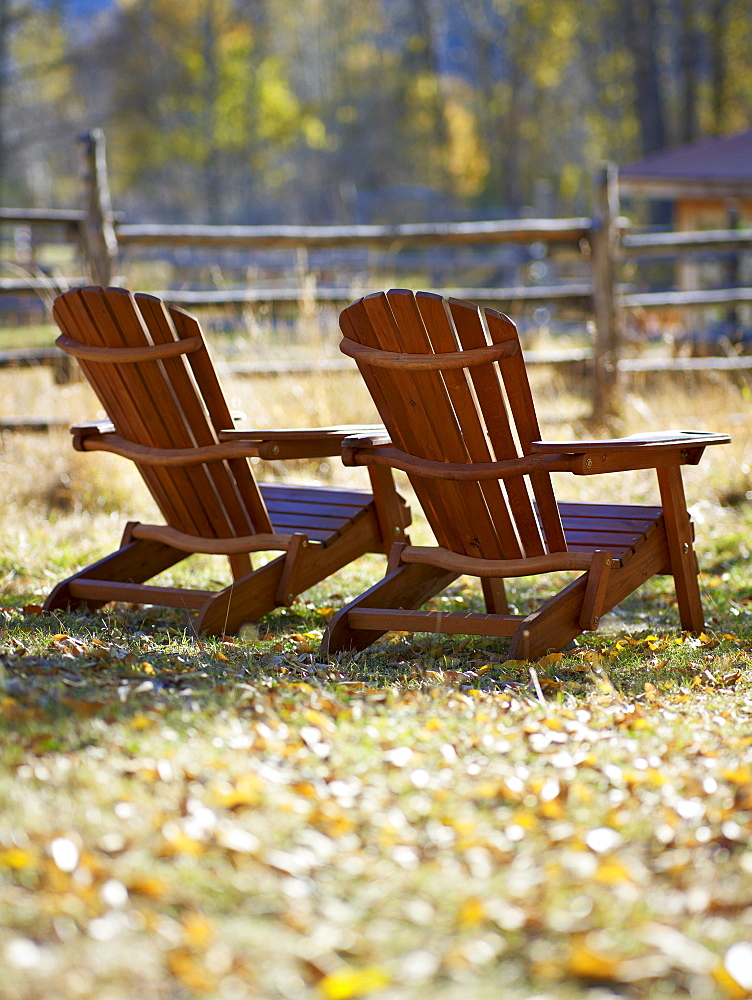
[319,965,391,1000]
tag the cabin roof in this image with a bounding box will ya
[621,130,752,184]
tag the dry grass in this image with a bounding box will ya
[1,354,750,601]
[2,344,752,1000]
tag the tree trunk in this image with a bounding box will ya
[0,0,9,202]
[202,0,222,224]
[678,0,701,143]
[622,0,666,155]
[708,0,730,132]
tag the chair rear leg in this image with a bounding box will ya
[321,563,458,654]
[196,555,287,636]
[482,578,509,614]
[197,516,386,636]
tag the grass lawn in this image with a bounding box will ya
[1,360,752,999]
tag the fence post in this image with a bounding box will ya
[590,162,621,425]
[79,129,118,286]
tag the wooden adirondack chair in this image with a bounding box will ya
[321,290,730,660]
[44,286,410,634]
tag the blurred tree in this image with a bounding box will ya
[95,0,319,222]
[0,0,750,220]
[0,0,80,204]
[619,0,666,155]
[457,0,584,210]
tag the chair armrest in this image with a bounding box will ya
[531,430,730,453]
[218,424,386,460]
[531,429,730,474]
[70,419,116,436]
[341,431,394,465]
[341,443,579,478]
[70,419,116,450]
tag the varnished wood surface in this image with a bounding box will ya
[45,286,410,633]
[320,289,728,658]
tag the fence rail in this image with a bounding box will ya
[622,228,752,254]
[1,131,751,419]
[116,217,593,249]
[159,282,595,308]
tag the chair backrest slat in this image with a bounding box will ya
[343,296,463,551]
[133,293,268,539]
[91,288,239,537]
[53,287,272,539]
[54,289,196,531]
[447,298,546,556]
[353,293,499,556]
[166,302,273,533]
[483,307,566,552]
[340,290,566,561]
[414,293,523,557]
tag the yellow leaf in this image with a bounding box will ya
[644,682,658,701]
[567,941,622,981]
[319,966,391,1000]
[167,948,216,993]
[537,653,563,668]
[458,896,485,927]
[132,715,155,730]
[212,774,263,810]
[595,858,632,885]
[182,911,214,949]
[714,959,751,999]
[0,847,34,870]
[722,768,751,785]
[171,832,206,857]
[304,708,337,731]
[161,826,206,858]
[540,798,565,820]
[127,875,169,899]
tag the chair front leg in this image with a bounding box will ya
[656,466,704,632]
[274,534,309,606]
[579,549,612,630]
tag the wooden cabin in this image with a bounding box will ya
[619,130,752,351]
[619,129,752,231]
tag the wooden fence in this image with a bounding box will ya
[1,131,751,419]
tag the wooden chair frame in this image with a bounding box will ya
[44,287,411,635]
[321,290,729,660]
